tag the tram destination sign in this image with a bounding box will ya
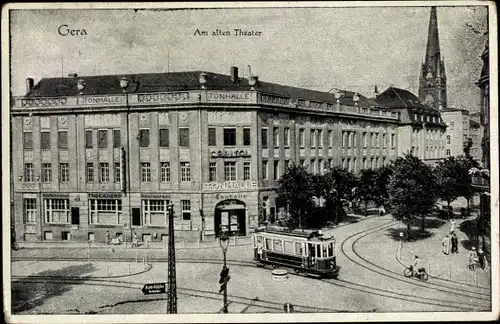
[142,282,167,295]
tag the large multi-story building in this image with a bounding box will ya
[12,67,407,244]
[440,108,483,159]
[374,86,447,163]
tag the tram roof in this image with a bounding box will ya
[253,226,335,241]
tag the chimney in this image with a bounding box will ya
[26,78,34,94]
[68,73,78,78]
[230,66,239,83]
[373,85,379,97]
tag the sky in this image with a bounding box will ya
[9,4,489,111]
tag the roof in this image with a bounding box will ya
[374,87,439,114]
[25,70,382,109]
[440,107,469,113]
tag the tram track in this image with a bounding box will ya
[11,275,338,314]
[12,255,483,311]
[339,219,490,308]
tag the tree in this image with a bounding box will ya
[372,165,394,208]
[456,155,479,215]
[388,154,438,237]
[323,167,357,223]
[434,157,462,217]
[356,168,376,216]
[276,163,315,230]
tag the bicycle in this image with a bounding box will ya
[403,266,429,281]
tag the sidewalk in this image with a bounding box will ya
[355,213,491,288]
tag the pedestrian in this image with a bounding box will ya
[105,231,110,245]
[477,247,485,269]
[451,233,459,253]
[378,205,386,216]
[468,247,478,271]
[449,219,456,234]
[132,232,138,248]
[442,235,450,255]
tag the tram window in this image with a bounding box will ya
[266,238,272,250]
[295,242,303,255]
[328,243,334,257]
[257,236,263,247]
[323,245,328,258]
[308,244,316,258]
[316,245,321,258]
[284,241,294,254]
[273,239,283,252]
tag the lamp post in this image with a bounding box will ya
[119,77,132,247]
[219,231,230,313]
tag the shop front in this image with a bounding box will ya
[214,198,247,237]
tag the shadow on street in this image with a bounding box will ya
[12,263,96,313]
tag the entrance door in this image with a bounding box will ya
[132,208,141,226]
[71,207,80,225]
[214,199,247,237]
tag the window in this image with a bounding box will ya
[446,135,451,144]
[342,158,346,169]
[139,129,150,147]
[311,129,317,147]
[223,128,236,146]
[300,159,306,167]
[23,132,33,149]
[89,199,122,224]
[273,127,279,147]
[209,162,217,182]
[42,163,52,183]
[44,199,70,223]
[273,239,283,252]
[274,161,279,180]
[180,162,191,182]
[299,129,305,147]
[375,133,380,148]
[41,132,51,150]
[159,128,169,147]
[348,132,353,147]
[371,133,376,147]
[24,198,37,223]
[284,241,294,254]
[179,128,190,147]
[98,163,109,182]
[86,163,94,182]
[328,130,333,148]
[347,158,351,172]
[363,158,367,169]
[85,130,93,148]
[376,157,380,168]
[342,132,347,147]
[391,134,396,148]
[446,149,451,156]
[160,162,171,182]
[243,161,251,180]
[141,163,151,182]
[262,160,268,180]
[181,200,191,221]
[142,199,169,225]
[243,128,251,146]
[24,163,34,182]
[98,130,108,148]
[383,133,387,148]
[60,163,69,183]
[261,128,268,148]
[318,130,323,148]
[311,159,317,173]
[224,162,237,181]
[113,130,121,148]
[284,128,290,147]
[208,128,217,146]
[58,131,68,149]
[114,163,121,183]
[370,158,375,169]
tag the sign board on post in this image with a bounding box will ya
[142,283,167,295]
[284,302,294,313]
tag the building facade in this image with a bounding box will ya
[440,108,482,160]
[374,87,447,163]
[11,68,402,243]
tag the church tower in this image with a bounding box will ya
[418,6,447,110]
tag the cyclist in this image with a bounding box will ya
[411,255,424,278]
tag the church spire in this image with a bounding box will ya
[418,6,447,110]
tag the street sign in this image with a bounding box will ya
[142,282,167,295]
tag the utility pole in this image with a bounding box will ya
[167,204,177,313]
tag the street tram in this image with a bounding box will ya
[252,225,340,279]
